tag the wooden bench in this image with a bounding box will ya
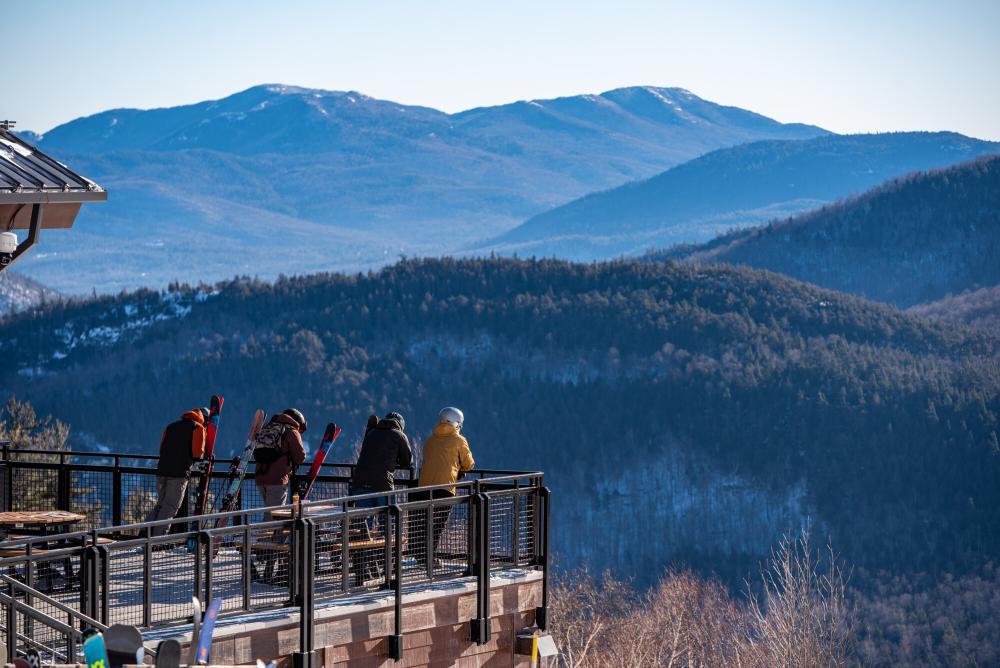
[247,536,396,586]
[0,547,48,558]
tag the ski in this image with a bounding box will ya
[300,422,340,500]
[82,628,110,668]
[188,395,224,552]
[210,409,265,532]
[186,395,224,552]
[154,639,181,668]
[188,596,202,666]
[194,598,222,665]
[105,623,144,668]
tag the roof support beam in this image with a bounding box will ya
[1,202,42,273]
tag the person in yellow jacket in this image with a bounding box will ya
[411,407,475,566]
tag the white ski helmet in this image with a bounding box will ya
[438,406,464,429]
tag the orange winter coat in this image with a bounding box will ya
[418,421,475,495]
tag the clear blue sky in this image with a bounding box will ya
[7,0,1000,139]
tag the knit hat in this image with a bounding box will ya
[283,408,308,432]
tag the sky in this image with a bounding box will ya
[6,0,1000,139]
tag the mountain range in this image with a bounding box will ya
[662,155,1000,307]
[483,132,1000,260]
[17,84,827,292]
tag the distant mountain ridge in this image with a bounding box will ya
[665,155,1000,307]
[482,132,1000,260]
[17,84,826,293]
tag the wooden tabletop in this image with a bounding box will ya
[0,510,87,526]
[269,503,344,519]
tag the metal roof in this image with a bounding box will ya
[0,129,107,204]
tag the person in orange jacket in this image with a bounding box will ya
[145,407,208,536]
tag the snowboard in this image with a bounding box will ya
[82,628,110,668]
[154,639,181,668]
[104,623,144,668]
[210,409,265,533]
[187,396,224,552]
[299,422,341,501]
[194,598,222,665]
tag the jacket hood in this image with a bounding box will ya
[181,410,205,425]
[376,417,404,432]
[433,421,458,437]
[271,413,300,429]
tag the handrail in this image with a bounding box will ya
[0,574,158,660]
[0,573,106,630]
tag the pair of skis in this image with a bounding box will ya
[208,409,266,535]
[187,395,223,552]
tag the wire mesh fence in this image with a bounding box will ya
[0,449,548,663]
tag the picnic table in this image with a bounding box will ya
[254,503,395,586]
[0,510,87,590]
[267,502,344,519]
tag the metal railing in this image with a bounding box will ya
[0,448,550,666]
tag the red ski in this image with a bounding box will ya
[187,395,223,552]
[300,422,341,501]
[193,395,224,516]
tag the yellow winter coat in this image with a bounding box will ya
[418,421,475,495]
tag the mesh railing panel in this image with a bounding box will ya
[0,452,545,650]
[70,469,114,530]
[9,467,59,513]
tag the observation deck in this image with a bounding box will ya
[0,447,550,667]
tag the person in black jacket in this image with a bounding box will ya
[145,407,208,536]
[350,412,412,535]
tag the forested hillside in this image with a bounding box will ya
[664,155,1000,307]
[0,271,60,317]
[3,258,999,582]
[908,284,1000,332]
[485,132,999,260]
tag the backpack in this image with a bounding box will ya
[254,421,291,472]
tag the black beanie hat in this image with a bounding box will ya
[283,408,307,432]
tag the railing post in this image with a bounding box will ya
[511,479,521,566]
[535,486,551,631]
[142,526,152,628]
[387,504,403,662]
[97,543,110,626]
[470,492,491,644]
[467,480,480,577]
[200,530,214,604]
[242,524,252,612]
[57,453,71,511]
[4,451,13,513]
[5,579,16,663]
[80,538,101,624]
[292,518,315,668]
[112,456,122,529]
